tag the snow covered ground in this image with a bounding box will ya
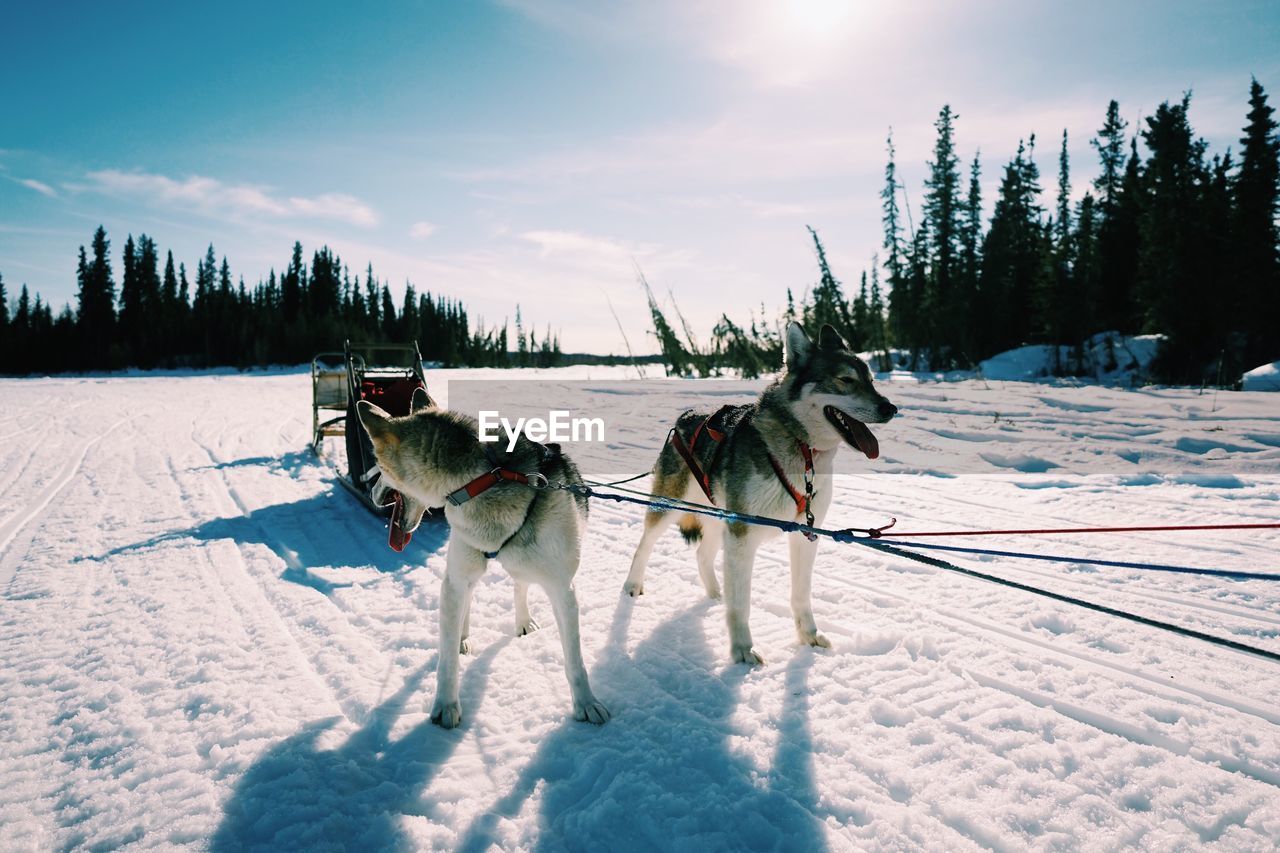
[1,367,1279,850]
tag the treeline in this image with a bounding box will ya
[649,80,1280,385]
[0,232,563,374]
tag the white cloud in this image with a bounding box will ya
[409,221,437,240]
[81,169,379,227]
[16,177,58,198]
[518,229,691,274]
[289,193,378,227]
[521,229,637,260]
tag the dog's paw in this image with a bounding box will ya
[574,698,611,725]
[430,700,462,729]
[731,645,764,666]
[622,580,644,597]
[703,583,721,600]
[516,618,539,637]
[459,638,472,655]
[803,632,832,649]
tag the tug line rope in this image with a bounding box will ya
[543,478,1280,664]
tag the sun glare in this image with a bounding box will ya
[779,0,857,38]
[711,0,870,87]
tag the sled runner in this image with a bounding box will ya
[310,339,430,512]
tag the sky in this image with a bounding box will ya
[2,0,1278,354]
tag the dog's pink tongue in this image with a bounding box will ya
[387,491,411,552]
[849,420,879,460]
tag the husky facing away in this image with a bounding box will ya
[357,389,610,727]
[625,322,897,664]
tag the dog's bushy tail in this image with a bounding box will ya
[678,514,702,545]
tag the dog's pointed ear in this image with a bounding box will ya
[818,323,848,352]
[410,387,436,413]
[356,400,398,446]
[785,322,813,371]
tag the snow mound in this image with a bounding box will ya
[1242,360,1280,392]
[978,333,1162,383]
[862,334,1163,386]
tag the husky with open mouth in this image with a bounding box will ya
[624,322,897,664]
[357,389,609,728]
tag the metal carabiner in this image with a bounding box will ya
[527,472,549,490]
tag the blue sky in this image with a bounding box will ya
[3,0,1278,353]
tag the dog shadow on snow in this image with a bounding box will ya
[207,595,828,851]
[210,640,506,852]
[83,487,449,589]
[454,596,829,852]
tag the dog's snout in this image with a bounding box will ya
[878,401,898,421]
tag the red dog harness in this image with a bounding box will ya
[445,466,533,506]
[669,404,816,517]
[440,444,561,559]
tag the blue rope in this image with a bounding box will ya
[573,483,1278,582]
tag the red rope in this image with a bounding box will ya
[869,520,1280,539]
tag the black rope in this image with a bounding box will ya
[589,470,651,488]
[883,539,1280,582]
[858,537,1280,664]
[558,481,1280,665]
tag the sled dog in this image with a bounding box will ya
[625,322,897,664]
[357,390,610,727]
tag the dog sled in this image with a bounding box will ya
[310,340,430,512]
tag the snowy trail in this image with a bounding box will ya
[1,369,1279,850]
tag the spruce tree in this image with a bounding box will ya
[308,247,341,321]
[380,285,397,340]
[1093,104,1141,335]
[1202,152,1237,376]
[904,222,930,367]
[881,130,905,282]
[401,283,418,342]
[177,263,192,362]
[1234,77,1280,365]
[15,284,31,331]
[1092,100,1128,211]
[922,105,963,364]
[1041,129,1082,373]
[1139,95,1212,380]
[957,152,984,363]
[0,273,7,372]
[1055,130,1073,251]
[851,272,870,352]
[365,263,379,332]
[76,226,116,367]
[515,304,529,366]
[881,130,912,357]
[1073,192,1102,367]
[160,252,178,365]
[11,284,32,372]
[137,236,161,366]
[217,256,234,364]
[118,234,140,362]
[282,242,304,325]
[192,245,217,365]
[980,138,1045,357]
[869,263,890,371]
[804,226,852,341]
